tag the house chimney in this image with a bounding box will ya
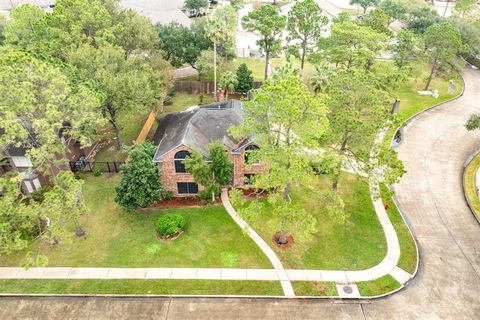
[218,89,225,102]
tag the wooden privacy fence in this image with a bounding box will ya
[135,109,157,145]
[69,161,125,173]
[174,81,263,94]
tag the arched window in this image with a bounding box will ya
[174,150,191,173]
[244,145,260,164]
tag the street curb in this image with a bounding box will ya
[387,66,469,294]
[462,150,480,225]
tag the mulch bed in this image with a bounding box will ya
[140,197,221,210]
[156,230,184,241]
[272,231,294,250]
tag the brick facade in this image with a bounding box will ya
[157,143,266,197]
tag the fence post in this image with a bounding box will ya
[107,162,111,172]
[113,162,118,172]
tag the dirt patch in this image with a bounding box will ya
[272,231,294,250]
[242,188,270,200]
[156,229,184,241]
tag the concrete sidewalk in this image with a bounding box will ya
[0,183,413,298]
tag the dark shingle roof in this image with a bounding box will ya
[153,100,244,162]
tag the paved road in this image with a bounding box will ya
[1,68,479,319]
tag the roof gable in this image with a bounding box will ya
[153,100,244,161]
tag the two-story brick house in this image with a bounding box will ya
[152,99,265,197]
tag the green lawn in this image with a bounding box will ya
[357,274,401,297]
[380,185,418,274]
[463,153,480,222]
[164,93,215,114]
[234,174,387,270]
[0,279,283,296]
[292,281,338,296]
[0,175,271,269]
[376,60,463,122]
[95,111,150,162]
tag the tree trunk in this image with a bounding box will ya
[300,44,306,72]
[333,138,348,192]
[363,6,367,13]
[112,121,123,150]
[225,89,229,100]
[283,183,291,202]
[264,48,270,80]
[277,230,288,244]
[214,42,218,101]
[424,59,437,91]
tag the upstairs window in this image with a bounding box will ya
[174,150,191,173]
[244,145,260,164]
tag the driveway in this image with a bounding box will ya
[1,68,479,319]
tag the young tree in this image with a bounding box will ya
[115,142,163,212]
[406,7,441,34]
[0,48,104,173]
[230,75,330,243]
[378,0,408,21]
[310,62,335,94]
[205,16,226,101]
[184,142,233,202]
[3,4,47,50]
[185,0,209,17]
[393,29,418,69]
[242,5,286,79]
[0,171,86,265]
[219,71,239,99]
[112,9,160,57]
[214,5,237,60]
[358,8,393,37]
[453,0,477,17]
[287,0,328,71]
[315,19,386,71]
[235,63,254,93]
[350,0,378,13]
[423,22,463,90]
[324,70,403,191]
[157,22,212,68]
[67,44,164,149]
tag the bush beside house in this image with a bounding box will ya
[115,142,163,211]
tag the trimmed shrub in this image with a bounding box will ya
[163,191,174,200]
[156,213,186,237]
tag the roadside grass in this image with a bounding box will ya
[357,274,401,296]
[234,174,387,270]
[0,279,283,296]
[292,282,338,296]
[380,185,417,274]
[374,60,463,123]
[463,153,480,222]
[0,175,271,269]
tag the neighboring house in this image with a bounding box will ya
[153,99,265,197]
[0,125,97,196]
